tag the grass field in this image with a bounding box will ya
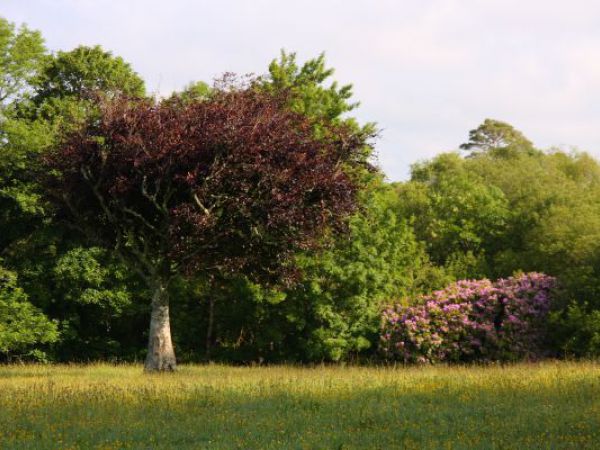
[0,362,599,449]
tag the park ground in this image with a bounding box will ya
[0,362,599,449]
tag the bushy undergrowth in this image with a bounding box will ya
[0,267,58,360]
[549,302,600,357]
[380,273,556,363]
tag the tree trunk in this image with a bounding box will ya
[144,283,177,372]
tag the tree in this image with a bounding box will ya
[470,150,600,303]
[167,52,383,364]
[397,119,600,356]
[264,51,357,125]
[460,119,536,157]
[167,81,211,104]
[0,17,46,108]
[196,180,440,362]
[0,42,149,361]
[397,153,509,275]
[262,50,376,149]
[277,181,435,361]
[1,44,146,252]
[0,266,58,360]
[200,52,384,362]
[43,86,371,371]
[32,45,144,104]
[0,17,48,251]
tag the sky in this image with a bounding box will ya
[3,0,600,180]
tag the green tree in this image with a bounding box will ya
[32,45,144,103]
[0,40,149,361]
[398,119,600,356]
[265,51,356,124]
[397,152,509,277]
[0,17,46,108]
[460,118,537,158]
[0,16,49,252]
[262,50,376,161]
[0,266,58,360]
[194,180,445,362]
[167,81,211,104]
[285,181,438,361]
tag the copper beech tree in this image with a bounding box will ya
[43,86,371,371]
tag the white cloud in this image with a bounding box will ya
[4,0,600,180]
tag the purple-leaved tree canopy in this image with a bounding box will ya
[42,82,373,371]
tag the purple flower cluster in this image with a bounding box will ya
[380,273,556,363]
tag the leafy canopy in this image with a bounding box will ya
[460,118,537,158]
[33,45,145,104]
[43,85,372,287]
[0,17,46,108]
[0,266,58,357]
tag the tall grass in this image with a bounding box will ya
[1,362,599,449]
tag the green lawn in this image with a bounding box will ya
[0,362,599,449]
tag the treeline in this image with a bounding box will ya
[1,17,599,363]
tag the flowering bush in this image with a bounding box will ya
[380,273,556,363]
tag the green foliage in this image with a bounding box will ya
[168,80,212,104]
[0,24,149,361]
[460,118,537,158]
[0,266,58,358]
[53,247,132,313]
[398,123,600,304]
[549,302,600,357]
[286,182,436,361]
[395,120,600,356]
[262,50,376,164]
[396,153,509,275]
[194,180,440,362]
[266,50,356,124]
[48,246,145,360]
[0,17,46,107]
[32,45,145,103]
[0,117,54,253]
[1,14,599,363]
[467,149,600,303]
[0,18,49,252]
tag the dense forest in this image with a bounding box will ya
[2,16,600,364]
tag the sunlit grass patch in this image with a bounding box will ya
[0,362,599,449]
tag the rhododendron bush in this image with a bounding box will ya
[380,273,556,363]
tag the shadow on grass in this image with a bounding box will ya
[1,378,598,449]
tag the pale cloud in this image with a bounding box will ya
[3,0,600,179]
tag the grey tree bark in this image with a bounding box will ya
[144,283,177,371]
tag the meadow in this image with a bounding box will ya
[0,362,599,449]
